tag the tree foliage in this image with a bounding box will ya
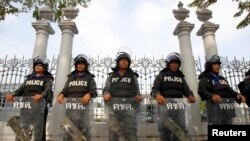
[189,0,250,29]
[1,0,249,29]
[0,0,90,22]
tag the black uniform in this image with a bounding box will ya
[151,69,193,98]
[151,69,193,141]
[238,70,250,107]
[61,71,97,141]
[198,71,238,125]
[14,73,53,98]
[103,68,140,141]
[13,73,54,141]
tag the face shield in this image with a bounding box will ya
[74,54,90,65]
[116,46,132,61]
[33,57,49,66]
[208,55,221,64]
[205,55,226,71]
[165,52,182,65]
[32,56,49,71]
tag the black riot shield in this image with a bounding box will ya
[61,98,91,141]
[206,98,250,125]
[105,97,140,141]
[5,97,46,141]
[158,98,192,141]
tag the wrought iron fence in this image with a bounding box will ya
[0,55,249,108]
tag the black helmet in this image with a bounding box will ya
[33,56,49,71]
[115,46,132,68]
[74,54,90,66]
[165,52,182,67]
[205,55,221,71]
[116,52,131,63]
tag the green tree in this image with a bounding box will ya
[189,0,250,29]
[0,0,90,22]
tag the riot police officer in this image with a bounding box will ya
[198,55,246,125]
[238,69,250,107]
[6,56,54,141]
[57,54,97,141]
[151,52,195,141]
[103,48,142,141]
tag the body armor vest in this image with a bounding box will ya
[110,72,136,97]
[23,76,48,96]
[159,73,184,98]
[66,76,90,97]
[210,77,233,98]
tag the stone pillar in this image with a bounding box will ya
[173,2,201,135]
[196,6,220,60]
[32,2,55,59]
[47,2,79,140]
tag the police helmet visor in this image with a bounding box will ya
[74,54,89,65]
[116,46,132,57]
[116,52,131,62]
[116,46,132,61]
[208,55,221,64]
[165,53,182,63]
[33,57,48,66]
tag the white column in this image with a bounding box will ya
[197,23,219,60]
[174,22,201,135]
[32,21,55,58]
[173,2,201,135]
[47,2,79,140]
[174,23,197,98]
[196,6,220,60]
[54,21,79,98]
[30,1,55,71]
